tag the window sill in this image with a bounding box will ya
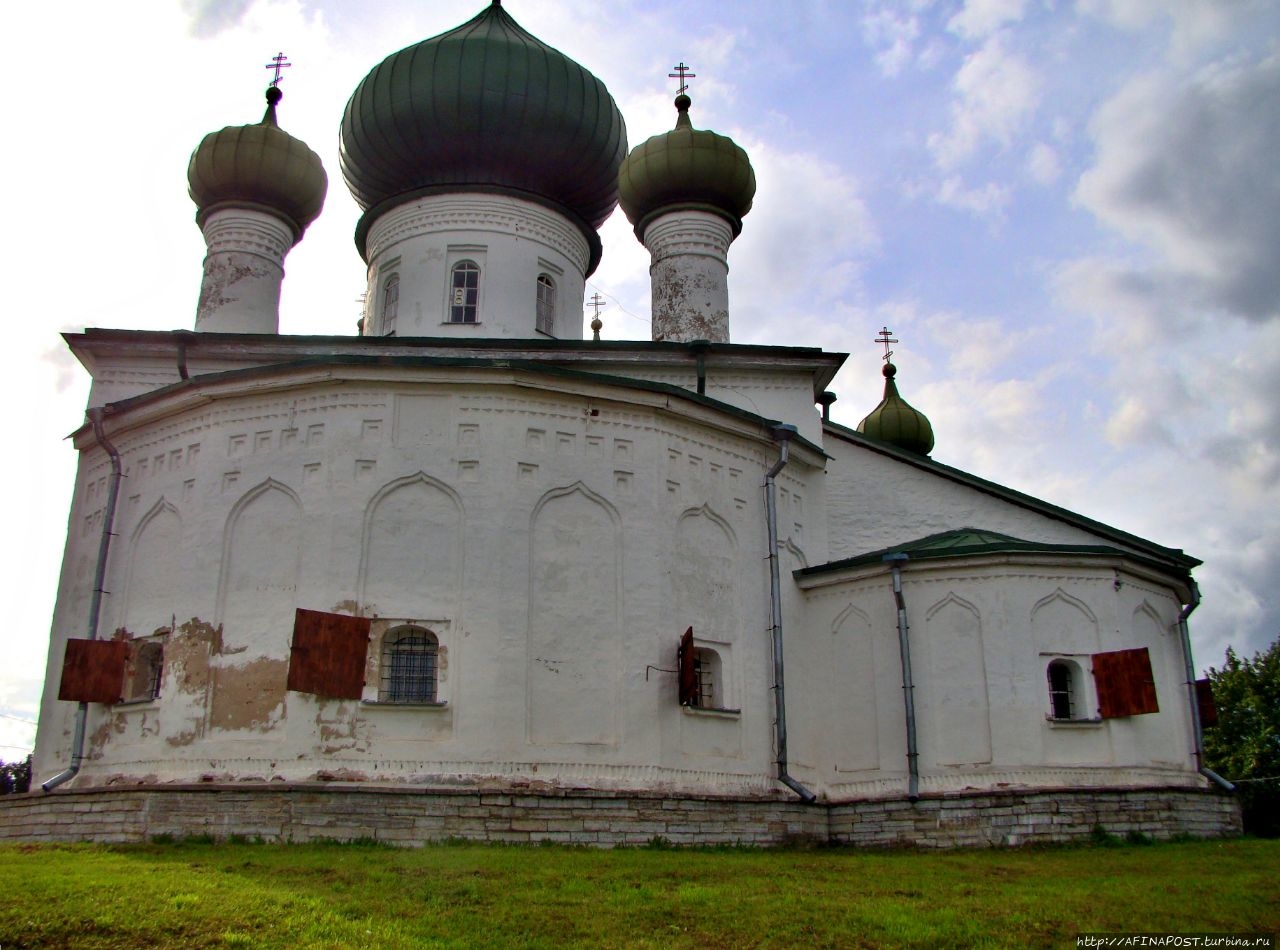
[362,700,448,710]
[441,321,481,327]
[1045,716,1103,727]
[681,705,741,719]
[113,697,160,708]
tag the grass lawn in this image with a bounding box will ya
[0,836,1275,948]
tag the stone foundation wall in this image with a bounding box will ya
[0,784,1240,848]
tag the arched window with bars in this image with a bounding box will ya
[379,626,439,703]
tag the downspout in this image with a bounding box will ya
[765,423,816,803]
[1176,583,1234,791]
[885,553,920,801]
[689,339,710,396]
[42,407,123,793]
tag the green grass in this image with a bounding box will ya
[0,838,1275,948]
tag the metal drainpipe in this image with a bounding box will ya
[42,407,123,793]
[764,424,816,803]
[689,339,710,396]
[885,553,920,801]
[1176,583,1234,791]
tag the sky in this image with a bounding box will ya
[1,0,1277,759]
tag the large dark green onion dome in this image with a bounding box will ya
[187,87,328,243]
[857,363,936,456]
[618,94,755,238]
[340,1,628,265]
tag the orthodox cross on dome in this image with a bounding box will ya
[588,292,608,341]
[875,326,899,364]
[668,61,696,96]
[265,52,291,86]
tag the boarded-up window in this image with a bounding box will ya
[677,626,696,706]
[58,639,128,704]
[1195,678,1218,728]
[287,609,371,700]
[1092,647,1159,719]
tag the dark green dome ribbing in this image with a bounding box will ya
[618,94,755,237]
[187,87,328,243]
[340,1,627,267]
[857,363,935,456]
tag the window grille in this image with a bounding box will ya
[693,650,716,708]
[449,261,480,323]
[536,274,556,334]
[134,642,164,701]
[1047,660,1074,720]
[380,628,438,703]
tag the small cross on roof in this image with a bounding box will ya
[668,62,696,96]
[265,52,291,87]
[875,326,899,363]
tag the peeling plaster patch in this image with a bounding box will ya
[209,657,288,732]
[197,259,265,321]
[331,599,360,616]
[314,700,371,755]
[313,769,370,782]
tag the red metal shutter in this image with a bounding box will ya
[287,609,372,700]
[678,627,696,706]
[1093,647,1159,718]
[58,639,128,704]
[1195,678,1218,728]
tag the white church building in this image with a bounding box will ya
[5,1,1237,846]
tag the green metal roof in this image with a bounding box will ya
[796,527,1195,581]
[187,87,328,241]
[340,1,626,266]
[618,94,756,237]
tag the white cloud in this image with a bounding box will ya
[927,33,1042,169]
[182,0,256,37]
[936,175,1012,215]
[861,5,923,77]
[730,141,879,344]
[1075,53,1280,321]
[1026,142,1062,184]
[948,0,1029,40]
[1076,0,1266,59]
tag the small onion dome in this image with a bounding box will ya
[617,94,755,239]
[187,87,328,243]
[857,363,935,456]
[340,1,628,272]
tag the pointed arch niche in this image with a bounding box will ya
[216,479,302,655]
[1030,588,1100,655]
[121,499,183,637]
[830,603,880,772]
[672,505,740,646]
[527,482,622,746]
[921,593,992,766]
[358,472,464,618]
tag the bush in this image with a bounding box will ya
[1203,639,1280,837]
[0,757,31,795]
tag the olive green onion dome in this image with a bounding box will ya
[618,94,756,238]
[339,1,628,271]
[187,87,328,243]
[857,362,935,456]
